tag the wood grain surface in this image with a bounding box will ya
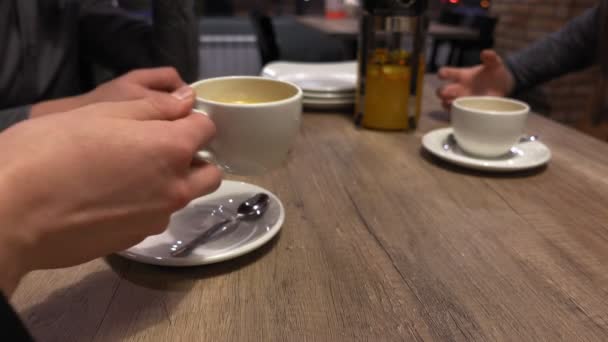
[11,77,608,341]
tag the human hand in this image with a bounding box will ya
[0,87,221,295]
[30,67,187,117]
[436,50,516,109]
[83,67,187,104]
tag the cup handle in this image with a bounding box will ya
[191,108,216,164]
[194,149,217,164]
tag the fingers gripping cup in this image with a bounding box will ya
[191,76,302,175]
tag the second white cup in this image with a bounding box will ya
[451,96,529,158]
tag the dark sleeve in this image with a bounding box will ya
[78,0,199,82]
[505,6,599,94]
[0,293,34,341]
[0,106,30,132]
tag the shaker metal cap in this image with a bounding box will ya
[362,0,428,16]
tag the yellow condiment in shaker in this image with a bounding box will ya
[355,2,428,132]
[362,49,412,130]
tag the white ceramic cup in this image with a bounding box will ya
[191,76,302,175]
[451,96,529,158]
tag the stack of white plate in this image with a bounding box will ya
[261,61,357,110]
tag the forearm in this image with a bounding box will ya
[29,95,92,118]
[0,170,31,296]
[505,6,599,93]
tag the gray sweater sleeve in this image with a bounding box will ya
[0,105,29,131]
[79,0,198,83]
[505,6,599,94]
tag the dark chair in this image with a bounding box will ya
[428,9,466,72]
[438,8,464,26]
[448,15,498,67]
[196,1,235,16]
[249,11,281,66]
[428,8,498,71]
[249,13,350,69]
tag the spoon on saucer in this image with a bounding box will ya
[170,193,270,257]
[442,134,539,153]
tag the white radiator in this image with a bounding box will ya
[198,34,262,79]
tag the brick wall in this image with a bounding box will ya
[491,0,598,126]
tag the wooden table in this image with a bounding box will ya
[296,16,480,41]
[12,78,608,341]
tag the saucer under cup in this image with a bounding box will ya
[422,127,551,172]
[117,180,285,267]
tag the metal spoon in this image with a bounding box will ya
[442,133,459,152]
[170,193,270,257]
[442,134,539,152]
[520,135,539,143]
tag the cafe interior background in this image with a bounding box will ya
[117,0,606,140]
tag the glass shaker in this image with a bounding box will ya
[355,0,428,131]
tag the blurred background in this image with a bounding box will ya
[117,0,602,138]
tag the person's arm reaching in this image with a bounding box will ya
[0,67,185,131]
[0,87,221,297]
[26,67,186,119]
[505,5,599,93]
[78,0,199,82]
[436,6,599,108]
[436,50,515,109]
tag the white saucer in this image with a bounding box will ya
[117,180,284,266]
[303,97,354,110]
[304,91,355,100]
[281,73,356,93]
[422,128,551,172]
[262,61,357,93]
